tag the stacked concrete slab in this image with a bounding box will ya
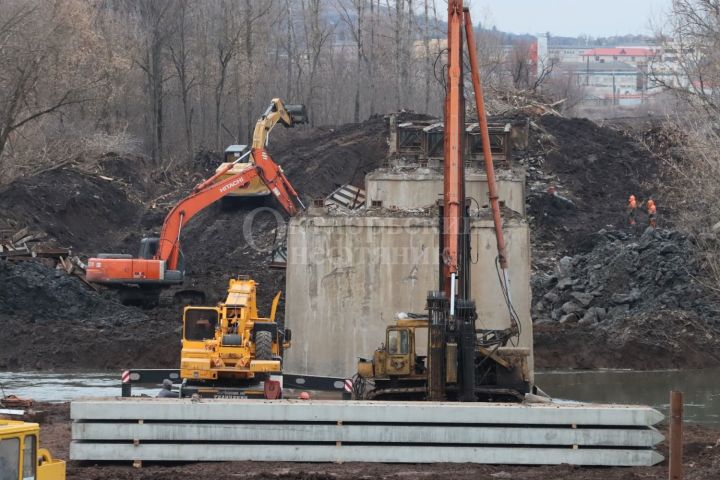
[284,116,533,379]
[70,398,664,465]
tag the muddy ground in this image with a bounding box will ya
[1,113,720,371]
[32,402,720,480]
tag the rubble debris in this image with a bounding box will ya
[532,228,720,369]
[533,228,719,326]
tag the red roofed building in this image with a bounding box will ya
[581,47,659,66]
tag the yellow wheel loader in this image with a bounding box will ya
[180,276,290,398]
[0,420,65,480]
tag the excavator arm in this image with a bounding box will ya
[158,159,302,271]
[157,97,307,270]
[252,98,307,149]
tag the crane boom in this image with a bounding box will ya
[442,0,466,304]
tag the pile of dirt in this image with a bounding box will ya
[0,261,142,323]
[0,261,179,370]
[0,157,149,252]
[533,228,718,325]
[527,116,662,252]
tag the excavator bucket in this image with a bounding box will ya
[269,244,288,270]
[285,104,308,125]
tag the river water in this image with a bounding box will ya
[537,368,720,425]
[1,369,719,424]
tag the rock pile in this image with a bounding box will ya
[532,228,720,327]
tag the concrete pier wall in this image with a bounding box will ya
[365,169,526,214]
[284,214,532,378]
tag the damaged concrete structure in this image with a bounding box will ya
[285,116,533,379]
[365,168,526,214]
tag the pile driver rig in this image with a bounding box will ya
[356,0,529,402]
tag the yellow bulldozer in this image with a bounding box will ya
[179,276,290,398]
[0,420,65,480]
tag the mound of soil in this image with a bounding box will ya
[533,228,720,324]
[0,261,142,323]
[0,163,144,252]
[0,261,179,370]
[528,116,662,252]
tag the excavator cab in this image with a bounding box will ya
[224,144,249,163]
[137,237,158,259]
[218,145,270,199]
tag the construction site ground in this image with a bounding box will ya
[33,402,720,480]
[1,113,720,371]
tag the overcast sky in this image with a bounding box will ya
[467,0,672,38]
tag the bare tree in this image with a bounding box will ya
[651,0,720,115]
[301,0,333,126]
[507,40,554,92]
[213,1,243,148]
[168,0,197,159]
[0,1,102,163]
[133,0,175,164]
[336,0,368,122]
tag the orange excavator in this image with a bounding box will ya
[86,99,305,306]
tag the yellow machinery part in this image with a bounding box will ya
[215,162,270,197]
[0,420,66,480]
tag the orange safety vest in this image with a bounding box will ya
[647,200,656,215]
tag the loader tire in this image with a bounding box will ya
[255,330,273,361]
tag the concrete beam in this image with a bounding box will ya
[70,443,664,466]
[70,399,665,426]
[73,422,664,447]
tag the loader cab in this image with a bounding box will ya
[183,307,220,341]
[0,421,65,480]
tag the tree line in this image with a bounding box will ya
[0,0,467,178]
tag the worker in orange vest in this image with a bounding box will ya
[647,198,657,228]
[627,194,638,226]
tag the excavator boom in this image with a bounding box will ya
[85,98,305,302]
